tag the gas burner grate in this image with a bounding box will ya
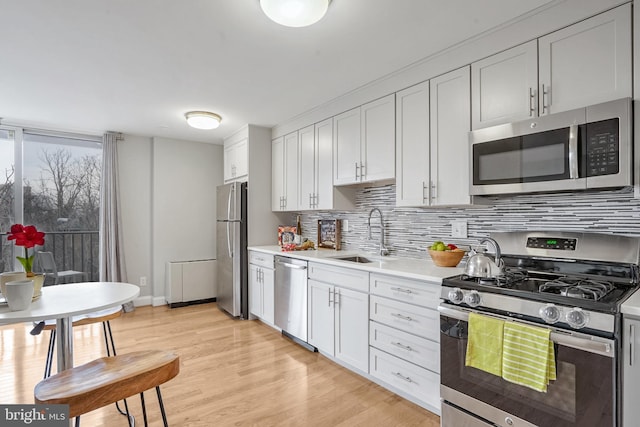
[539,277,615,301]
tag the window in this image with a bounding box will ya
[0,126,102,281]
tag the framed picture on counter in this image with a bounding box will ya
[278,226,297,246]
[317,219,341,250]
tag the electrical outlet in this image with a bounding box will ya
[451,220,468,238]
[140,276,147,286]
[343,220,348,232]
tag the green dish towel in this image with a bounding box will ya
[502,322,557,392]
[465,312,504,376]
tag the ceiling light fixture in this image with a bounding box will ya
[260,0,331,28]
[185,111,222,130]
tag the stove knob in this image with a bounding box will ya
[566,308,589,329]
[448,288,464,304]
[539,304,562,324]
[464,290,482,307]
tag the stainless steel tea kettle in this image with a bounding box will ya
[464,237,504,278]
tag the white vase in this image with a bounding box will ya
[5,279,34,311]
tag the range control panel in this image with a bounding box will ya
[586,118,619,177]
[526,237,577,251]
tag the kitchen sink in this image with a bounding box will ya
[333,256,373,263]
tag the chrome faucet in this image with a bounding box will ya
[368,208,389,256]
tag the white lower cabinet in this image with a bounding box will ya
[370,347,440,410]
[368,273,442,413]
[308,263,369,373]
[249,252,275,324]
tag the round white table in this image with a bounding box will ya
[0,282,139,372]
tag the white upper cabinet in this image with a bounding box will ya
[333,107,361,185]
[472,4,631,130]
[538,3,631,116]
[395,67,472,207]
[471,40,538,130]
[360,94,396,183]
[271,137,284,211]
[223,136,249,182]
[395,81,430,207]
[334,94,395,185]
[430,66,472,206]
[272,132,300,211]
[314,118,336,210]
[298,124,316,210]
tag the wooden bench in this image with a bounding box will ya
[34,350,180,425]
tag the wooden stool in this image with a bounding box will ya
[34,350,180,426]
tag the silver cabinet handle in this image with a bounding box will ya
[360,162,365,181]
[392,342,413,352]
[390,287,413,294]
[334,289,340,306]
[542,83,550,114]
[422,181,428,204]
[392,372,413,383]
[328,289,333,306]
[568,124,579,179]
[355,162,360,180]
[391,313,413,322]
[308,193,313,209]
[631,324,636,366]
[529,87,536,116]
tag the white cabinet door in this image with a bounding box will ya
[333,107,361,185]
[335,286,369,373]
[538,4,631,116]
[223,138,248,182]
[623,317,640,427]
[283,131,299,211]
[471,40,538,129]
[271,137,284,211]
[430,66,472,206]
[298,124,315,210]
[262,267,275,324]
[395,81,430,207]
[308,279,334,355]
[249,264,262,318]
[315,118,334,210]
[361,94,395,183]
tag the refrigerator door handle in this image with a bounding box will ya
[226,222,233,257]
[227,184,234,220]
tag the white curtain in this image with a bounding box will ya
[99,132,127,284]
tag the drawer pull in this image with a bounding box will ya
[392,372,413,383]
[390,287,413,294]
[391,313,413,322]
[391,342,413,352]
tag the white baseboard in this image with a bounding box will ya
[132,296,153,306]
[152,296,166,306]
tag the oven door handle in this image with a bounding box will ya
[438,304,614,358]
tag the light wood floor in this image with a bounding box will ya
[0,303,441,426]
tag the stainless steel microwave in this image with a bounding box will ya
[470,98,632,195]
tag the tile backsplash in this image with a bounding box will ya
[291,184,640,260]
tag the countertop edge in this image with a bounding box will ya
[248,246,463,283]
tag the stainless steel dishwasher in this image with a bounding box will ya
[274,256,311,348]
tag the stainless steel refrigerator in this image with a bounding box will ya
[216,182,248,318]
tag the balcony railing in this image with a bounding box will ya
[0,231,99,281]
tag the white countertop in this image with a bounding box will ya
[248,246,464,283]
[621,288,640,317]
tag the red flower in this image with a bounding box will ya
[6,223,46,274]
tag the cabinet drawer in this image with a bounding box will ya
[370,273,440,309]
[370,295,439,341]
[369,347,440,410]
[369,321,439,373]
[308,262,369,292]
[249,251,274,269]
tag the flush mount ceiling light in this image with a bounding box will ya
[185,111,222,130]
[260,0,331,28]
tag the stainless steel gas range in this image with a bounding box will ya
[439,231,640,427]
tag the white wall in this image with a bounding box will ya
[118,134,223,306]
[118,134,153,301]
[151,137,223,305]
